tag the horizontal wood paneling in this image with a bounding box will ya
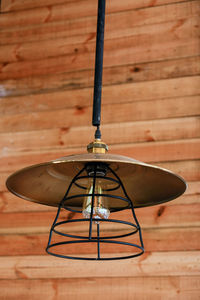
[0,251,199,279]
[1,139,200,174]
[1,0,190,12]
[0,277,200,300]
[0,117,199,154]
[1,160,199,193]
[1,76,199,116]
[155,160,200,181]
[0,202,200,235]
[0,184,199,213]
[1,1,199,52]
[0,0,199,298]
[0,94,199,133]
[1,16,199,79]
[0,0,194,26]
[0,227,200,256]
[1,0,76,12]
[1,56,200,98]
[112,139,200,162]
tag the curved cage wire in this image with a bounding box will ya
[46,162,144,260]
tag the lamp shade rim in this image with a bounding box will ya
[6,152,187,209]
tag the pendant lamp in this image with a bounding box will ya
[6,0,187,260]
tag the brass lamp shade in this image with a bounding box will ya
[6,153,187,210]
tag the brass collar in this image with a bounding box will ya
[87,139,108,154]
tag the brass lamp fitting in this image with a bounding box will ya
[87,139,108,154]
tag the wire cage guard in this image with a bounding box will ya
[46,162,144,260]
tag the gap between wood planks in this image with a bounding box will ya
[0,0,196,19]
[0,56,199,98]
[0,251,199,279]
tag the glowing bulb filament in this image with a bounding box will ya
[82,183,110,220]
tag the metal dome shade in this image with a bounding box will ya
[6,153,187,210]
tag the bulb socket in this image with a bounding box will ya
[86,162,108,177]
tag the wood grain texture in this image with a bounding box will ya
[0,94,199,134]
[1,0,190,13]
[1,159,199,193]
[1,56,200,98]
[0,227,199,256]
[1,0,77,13]
[1,139,200,173]
[0,1,199,52]
[0,117,199,154]
[1,76,199,116]
[0,251,199,279]
[0,277,200,300]
[155,160,200,181]
[0,187,199,214]
[0,0,199,298]
[0,0,193,25]
[1,16,199,79]
[0,202,200,235]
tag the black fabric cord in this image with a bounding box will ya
[92,0,106,138]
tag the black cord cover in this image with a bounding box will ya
[92,0,106,136]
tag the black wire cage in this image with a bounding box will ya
[46,162,144,260]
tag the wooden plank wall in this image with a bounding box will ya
[0,0,200,299]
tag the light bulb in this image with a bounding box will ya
[82,180,110,221]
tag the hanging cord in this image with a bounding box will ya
[95,125,101,139]
[92,0,106,139]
